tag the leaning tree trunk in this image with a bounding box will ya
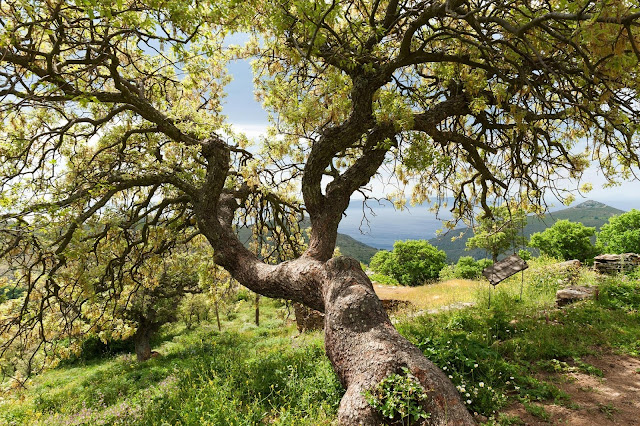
[194,184,475,424]
[322,257,476,425]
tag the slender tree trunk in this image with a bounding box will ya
[214,299,221,331]
[255,293,260,326]
[322,257,475,425]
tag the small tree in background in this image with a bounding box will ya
[529,220,598,263]
[466,207,527,262]
[597,210,640,254]
[370,240,446,286]
[127,258,201,361]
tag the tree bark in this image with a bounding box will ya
[322,257,475,425]
[196,213,475,424]
[195,137,475,424]
[134,322,154,362]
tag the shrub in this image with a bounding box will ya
[456,257,493,280]
[438,264,457,281]
[370,240,446,286]
[439,257,493,281]
[364,367,430,423]
[529,220,598,263]
[597,209,640,254]
[369,250,394,276]
[368,272,399,286]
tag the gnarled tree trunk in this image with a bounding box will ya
[322,256,475,425]
[193,138,476,424]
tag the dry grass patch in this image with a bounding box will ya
[373,276,531,311]
[373,279,482,310]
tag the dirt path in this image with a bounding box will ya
[500,354,640,425]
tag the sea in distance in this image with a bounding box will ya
[338,199,454,250]
[337,196,634,250]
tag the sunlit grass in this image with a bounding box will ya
[0,299,341,426]
[373,256,567,311]
[373,276,534,311]
[3,256,637,425]
[374,279,481,310]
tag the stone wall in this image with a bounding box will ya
[594,253,640,275]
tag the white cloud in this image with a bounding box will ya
[229,123,269,141]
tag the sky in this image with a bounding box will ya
[220,55,640,213]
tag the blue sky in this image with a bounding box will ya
[221,56,640,212]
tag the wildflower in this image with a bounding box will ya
[467,400,472,404]
[479,382,485,387]
[474,363,478,368]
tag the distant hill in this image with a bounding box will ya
[236,220,379,264]
[429,200,625,263]
[334,233,379,264]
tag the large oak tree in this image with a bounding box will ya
[1,0,639,424]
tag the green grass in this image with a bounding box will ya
[2,263,639,425]
[0,299,342,425]
[395,265,640,421]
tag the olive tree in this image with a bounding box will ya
[1,1,639,423]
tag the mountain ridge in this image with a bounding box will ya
[428,200,625,263]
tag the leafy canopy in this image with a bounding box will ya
[1,0,640,374]
[529,220,598,263]
[466,207,527,261]
[370,240,446,286]
[597,210,640,254]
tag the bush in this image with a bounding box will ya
[456,257,493,280]
[529,220,598,263]
[369,250,394,276]
[369,240,446,286]
[368,272,399,286]
[597,209,640,254]
[439,257,493,281]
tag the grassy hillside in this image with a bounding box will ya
[1,298,341,425]
[334,233,379,264]
[3,259,639,425]
[430,200,625,262]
